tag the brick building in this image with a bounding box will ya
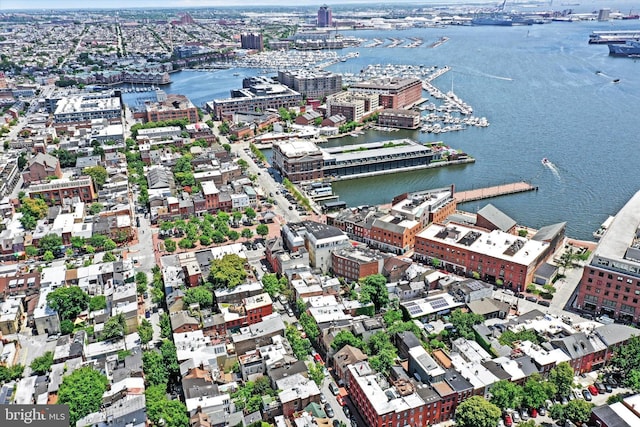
[350,77,423,109]
[378,109,421,129]
[28,177,97,206]
[272,139,324,183]
[22,153,62,184]
[146,94,198,124]
[331,246,389,282]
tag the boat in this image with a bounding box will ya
[233,72,240,76]
[608,40,640,57]
[613,79,620,83]
[589,30,640,44]
[541,158,550,165]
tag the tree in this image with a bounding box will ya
[164,239,176,252]
[549,362,574,398]
[47,286,89,321]
[39,233,63,254]
[89,203,103,215]
[241,228,253,239]
[184,286,213,308]
[382,309,403,326]
[103,239,117,251]
[19,196,48,219]
[0,364,24,383]
[25,246,38,258]
[138,319,153,348]
[178,237,194,249]
[83,165,108,189]
[199,235,211,246]
[30,351,54,375]
[102,313,126,341]
[331,330,364,351]
[145,384,188,427]
[489,380,523,410]
[58,367,108,426]
[143,350,169,387]
[261,273,283,297]
[299,312,320,341]
[103,251,116,262]
[244,207,256,220]
[563,399,594,424]
[137,281,147,297]
[522,373,556,409]
[455,396,502,427]
[450,308,485,340]
[89,295,106,311]
[160,339,180,379]
[255,224,269,238]
[159,312,172,339]
[549,404,566,422]
[135,271,148,286]
[60,319,74,335]
[611,335,640,391]
[208,253,247,289]
[89,234,107,248]
[359,274,389,312]
[285,325,312,360]
[308,362,324,386]
[43,250,54,262]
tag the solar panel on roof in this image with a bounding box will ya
[429,297,448,310]
[466,281,484,291]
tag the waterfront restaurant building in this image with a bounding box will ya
[576,190,640,323]
[414,222,550,290]
[350,77,423,109]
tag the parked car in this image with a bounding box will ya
[582,389,593,401]
[323,367,330,377]
[343,405,350,418]
[525,296,538,303]
[511,410,520,423]
[329,382,340,396]
[333,420,340,427]
[504,414,513,427]
[325,404,334,418]
[596,382,607,394]
[520,408,529,420]
[604,382,613,393]
[545,399,554,409]
[538,406,546,416]
[320,393,327,404]
[538,300,551,307]
[560,395,568,405]
[573,389,583,400]
[314,353,324,364]
[606,377,619,388]
[336,395,345,406]
[588,384,599,396]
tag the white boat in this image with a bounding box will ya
[542,157,550,165]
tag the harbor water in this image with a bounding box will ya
[124,20,640,241]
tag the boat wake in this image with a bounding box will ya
[542,158,561,179]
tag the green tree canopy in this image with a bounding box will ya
[46,286,89,321]
[255,224,269,238]
[101,313,126,341]
[58,367,108,426]
[208,253,247,289]
[138,319,153,348]
[30,351,54,375]
[232,376,277,414]
[455,396,502,427]
[522,373,556,409]
[299,312,320,341]
[489,380,523,410]
[611,335,640,391]
[39,233,63,254]
[83,165,108,189]
[331,330,365,352]
[359,274,389,312]
[143,350,169,387]
[89,203,103,215]
[548,361,575,398]
[145,384,188,427]
[19,197,48,219]
[450,308,485,340]
[183,286,213,308]
[261,273,284,297]
[563,399,594,424]
[89,295,107,311]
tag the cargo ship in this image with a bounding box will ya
[608,40,640,57]
[589,30,640,44]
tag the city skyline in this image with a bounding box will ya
[1,0,471,11]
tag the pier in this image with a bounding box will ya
[455,181,538,203]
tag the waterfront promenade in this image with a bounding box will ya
[455,181,537,203]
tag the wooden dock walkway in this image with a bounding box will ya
[455,181,538,203]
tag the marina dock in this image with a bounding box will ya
[455,181,537,203]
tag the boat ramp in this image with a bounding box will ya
[455,182,538,203]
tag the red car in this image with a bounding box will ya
[314,353,324,364]
[504,414,513,427]
[588,384,599,396]
[529,408,538,418]
[336,395,345,406]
